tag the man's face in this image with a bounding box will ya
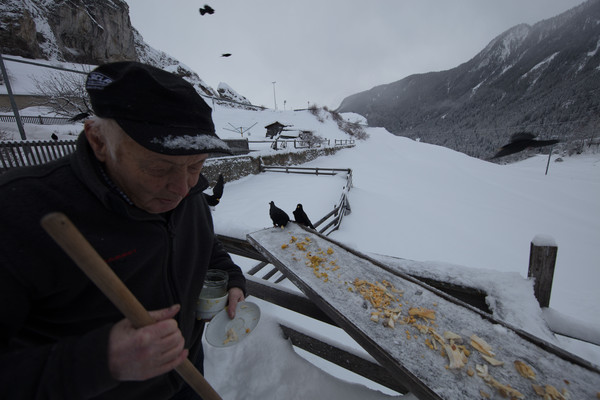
[104,133,209,214]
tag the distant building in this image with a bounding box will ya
[264,121,289,138]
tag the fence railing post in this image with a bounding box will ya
[527,235,558,308]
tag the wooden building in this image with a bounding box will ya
[264,121,288,138]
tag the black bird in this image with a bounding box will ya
[51,133,58,141]
[492,132,559,159]
[199,4,215,15]
[204,174,224,207]
[68,112,89,122]
[293,204,315,229]
[221,53,232,57]
[269,201,289,228]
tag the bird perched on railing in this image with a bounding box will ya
[269,201,289,228]
[293,203,315,229]
[204,174,224,207]
[492,132,559,159]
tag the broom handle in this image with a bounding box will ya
[40,212,222,400]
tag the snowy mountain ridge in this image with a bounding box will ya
[337,0,600,160]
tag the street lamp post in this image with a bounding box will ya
[272,81,277,111]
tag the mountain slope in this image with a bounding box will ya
[337,0,600,160]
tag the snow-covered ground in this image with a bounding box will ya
[203,116,600,398]
[2,59,599,398]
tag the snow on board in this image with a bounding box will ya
[247,223,600,400]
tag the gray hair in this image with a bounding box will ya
[88,116,125,161]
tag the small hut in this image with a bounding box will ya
[264,121,288,139]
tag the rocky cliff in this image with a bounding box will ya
[0,0,251,104]
[1,0,136,64]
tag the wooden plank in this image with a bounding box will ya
[261,267,280,280]
[247,261,269,276]
[218,233,488,312]
[247,223,600,400]
[216,234,268,262]
[247,277,407,393]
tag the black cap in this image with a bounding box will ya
[86,61,232,155]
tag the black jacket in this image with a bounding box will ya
[0,134,246,399]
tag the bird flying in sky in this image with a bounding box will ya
[293,204,315,229]
[199,4,215,15]
[269,201,289,228]
[221,53,232,57]
[492,132,559,159]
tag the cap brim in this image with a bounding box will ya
[116,119,233,156]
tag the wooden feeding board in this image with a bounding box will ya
[247,223,600,400]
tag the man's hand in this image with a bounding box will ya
[226,287,245,319]
[108,304,188,381]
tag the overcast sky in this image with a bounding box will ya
[124,0,586,111]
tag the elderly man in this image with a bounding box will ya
[0,62,246,399]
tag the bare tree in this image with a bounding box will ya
[299,131,325,148]
[30,67,92,118]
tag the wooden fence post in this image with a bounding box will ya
[528,235,558,308]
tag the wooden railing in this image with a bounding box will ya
[244,164,352,282]
[334,139,355,146]
[0,140,77,171]
[259,165,349,176]
[258,165,353,235]
[248,139,355,149]
[0,138,250,173]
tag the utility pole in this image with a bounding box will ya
[272,81,277,111]
[0,54,27,139]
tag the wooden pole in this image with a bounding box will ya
[545,145,554,175]
[40,212,223,400]
[527,235,558,308]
